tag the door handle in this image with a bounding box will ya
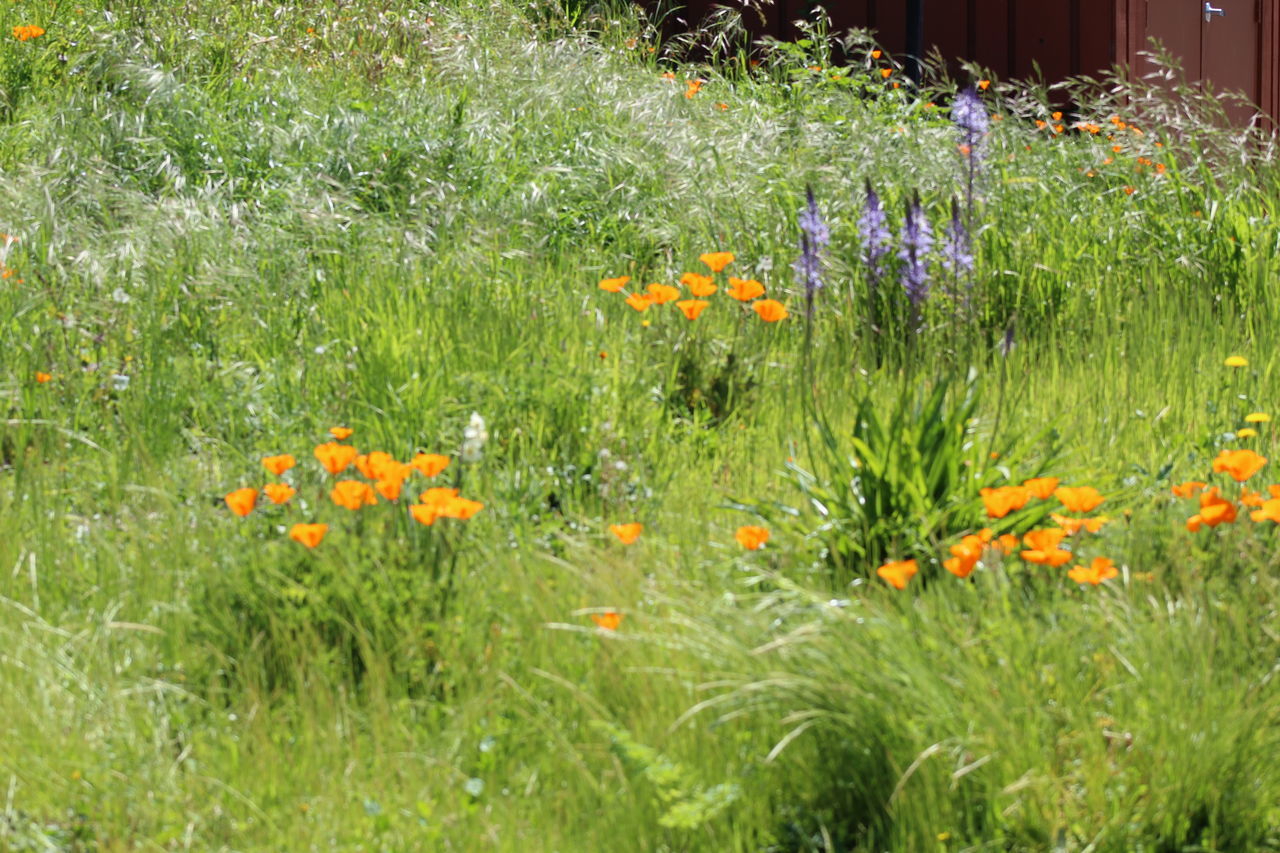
[1204,1,1225,21]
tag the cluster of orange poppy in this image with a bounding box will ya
[224,427,482,549]
[12,25,44,41]
[598,252,789,323]
[1174,447,1277,530]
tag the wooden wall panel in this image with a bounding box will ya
[1011,1,1073,81]
[924,0,970,77]
[1077,0,1117,74]
[972,0,1013,78]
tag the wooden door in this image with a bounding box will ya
[1144,0,1263,122]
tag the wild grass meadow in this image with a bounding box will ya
[3,1,1280,850]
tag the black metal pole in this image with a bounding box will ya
[905,0,924,85]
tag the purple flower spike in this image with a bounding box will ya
[951,85,989,145]
[858,180,892,290]
[898,194,933,312]
[794,186,829,313]
[941,199,973,275]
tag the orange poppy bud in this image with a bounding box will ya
[591,611,624,631]
[734,525,770,550]
[224,487,258,517]
[752,299,788,322]
[876,559,917,589]
[263,483,297,505]
[289,523,328,548]
[609,522,643,544]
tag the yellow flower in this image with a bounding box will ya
[1238,428,1259,439]
[1245,412,1270,423]
[1224,355,1248,367]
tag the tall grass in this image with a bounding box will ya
[1,0,1279,849]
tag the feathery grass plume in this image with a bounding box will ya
[898,193,933,320]
[857,180,892,294]
[793,185,828,318]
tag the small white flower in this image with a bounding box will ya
[111,374,131,390]
[111,287,131,304]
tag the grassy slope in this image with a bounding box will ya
[1,1,1279,850]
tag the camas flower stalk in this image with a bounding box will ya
[857,180,892,295]
[793,186,829,318]
[941,197,973,304]
[951,84,989,220]
[898,193,933,322]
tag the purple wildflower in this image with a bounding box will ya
[793,186,828,314]
[857,181,892,290]
[941,199,973,275]
[951,85,989,147]
[898,194,933,312]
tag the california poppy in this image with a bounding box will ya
[1197,487,1237,526]
[977,79,990,90]
[675,299,709,320]
[1240,489,1265,508]
[699,252,734,273]
[684,79,703,99]
[870,49,882,59]
[752,299,788,322]
[1022,528,1066,552]
[410,453,450,478]
[880,68,892,79]
[1067,557,1118,586]
[1050,513,1109,534]
[1022,477,1059,500]
[1170,480,1207,498]
[355,451,396,481]
[1021,547,1072,566]
[610,522,643,544]
[876,559,917,590]
[262,454,297,476]
[375,477,404,502]
[11,25,45,41]
[734,525,770,550]
[598,275,630,293]
[330,480,377,510]
[980,485,1031,518]
[944,534,984,578]
[646,283,680,305]
[224,487,258,517]
[1054,486,1105,514]
[437,496,484,519]
[314,442,359,475]
[289,523,328,548]
[591,611,624,631]
[1250,498,1280,523]
[263,483,297,505]
[625,293,653,312]
[1212,448,1267,482]
[726,277,765,301]
[329,426,354,440]
[994,533,1019,554]
[34,371,51,384]
[680,272,717,296]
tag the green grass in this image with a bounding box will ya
[2,1,1280,850]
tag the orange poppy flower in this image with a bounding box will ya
[1021,547,1072,566]
[944,534,985,578]
[876,559,917,590]
[263,483,297,505]
[314,442,359,475]
[1240,489,1266,508]
[375,477,404,502]
[420,486,460,505]
[1054,486,1105,514]
[34,371,52,384]
[699,252,734,273]
[1050,513,1108,534]
[1186,514,1204,532]
[437,496,484,519]
[734,525,770,550]
[871,49,882,59]
[1022,528,1066,552]
[329,426,354,440]
[262,454,297,476]
[591,611,624,631]
[661,71,676,81]
[609,522,643,544]
[980,485,1030,518]
[753,299,788,322]
[1196,487,1237,526]
[994,533,1019,554]
[726,277,765,301]
[675,299,710,320]
[1022,477,1059,500]
[625,293,652,312]
[880,68,892,79]
[1250,498,1280,523]
[647,283,680,304]
[354,450,396,481]
[598,275,630,293]
[410,453,450,478]
[977,79,990,90]
[12,25,45,41]
[224,487,258,517]
[1211,448,1267,482]
[331,480,377,510]
[409,502,444,526]
[289,523,328,549]
[1068,557,1118,586]
[1123,186,1136,196]
[1171,480,1207,498]
[684,79,703,98]
[680,272,717,296]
